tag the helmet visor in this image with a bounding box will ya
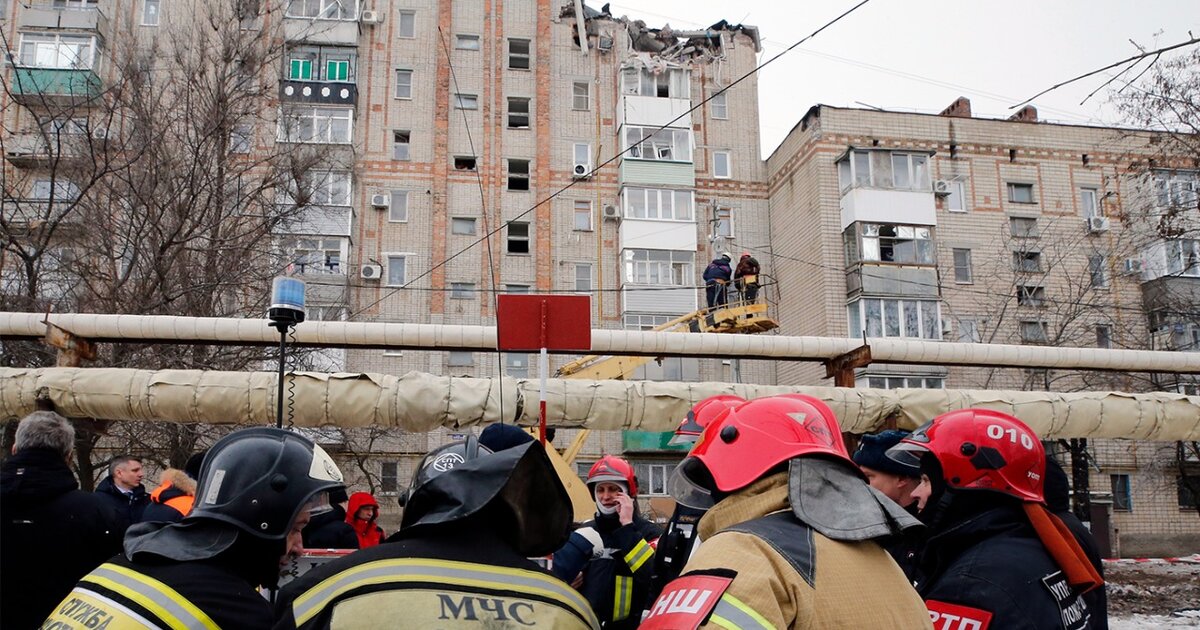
[668,433,700,447]
[667,459,714,510]
[885,421,933,470]
[301,490,333,517]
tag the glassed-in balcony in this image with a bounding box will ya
[17,2,110,38]
[9,67,102,105]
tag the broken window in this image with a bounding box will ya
[625,126,691,162]
[392,130,410,160]
[1013,250,1042,272]
[507,159,530,191]
[507,97,530,128]
[508,39,530,70]
[621,66,688,98]
[453,156,477,171]
[711,91,728,119]
[506,222,530,254]
[1010,217,1039,238]
[1017,285,1046,307]
[856,223,933,264]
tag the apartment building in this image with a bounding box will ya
[766,99,1199,555]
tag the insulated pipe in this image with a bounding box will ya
[1,312,1198,373]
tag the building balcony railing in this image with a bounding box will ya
[9,67,102,106]
[279,79,357,106]
[3,131,101,167]
[17,3,110,38]
[839,187,936,231]
[2,200,82,231]
[274,205,353,238]
[282,19,359,46]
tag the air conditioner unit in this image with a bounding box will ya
[597,36,614,52]
[1122,258,1143,275]
[602,204,620,220]
[933,180,953,196]
[1086,216,1110,233]
[572,162,591,179]
[360,264,382,280]
[371,193,389,208]
[92,127,109,141]
[360,10,381,24]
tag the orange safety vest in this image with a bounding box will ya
[150,481,195,516]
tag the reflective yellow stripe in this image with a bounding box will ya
[708,593,776,630]
[292,558,598,630]
[82,563,219,630]
[612,575,633,621]
[623,540,654,573]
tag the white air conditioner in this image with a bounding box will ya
[1122,258,1143,274]
[92,127,109,141]
[371,193,389,208]
[360,264,382,280]
[1086,216,1110,233]
[572,162,592,179]
[933,180,953,196]
[597,36,613,52]
[360,10,381,24]
[602,204,620,220]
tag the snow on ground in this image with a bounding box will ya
[1111,611,1200,629]
[1108,560,1200,628]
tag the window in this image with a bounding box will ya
[1095,324,1112,349]
[710,91,728,119]
[1013,251,1043,273]
[1089,254,1109,288]
[507,97,530,128]
[388,190,408,222]
[280,171,351,206]
[454,34,480,50]
[623,314,673,330]
[450,282,475,299]
[506,222,530,254]
[952,249,972,283]
[394,69,413,99]
[380,462,400,495]
[1080,187,1101,219]
[31,179,80,200]
[1111,474,1132,511]
[397,10,415,38]
[573,143,591,172]
[391,130,410,161]
[288,238,342,274]
[1017,285,1046,307]
[714,207,734,238]
[43,117,89,136]
[575,263,592,293]
[326,59,349,81]
[713,151,731,179]
[1007,182,1035,204]
[1010,216,1039,238]
[1154,171,1199,208]
[451,217,476,235]
[957,318,981,343]
[287,0,359,20]
[624,126,692,162]
[852,224,934,265]
[946,180,966,212]
[861,376,945,389]
[52,0,98,7]
[1166,239,1200,277]
[1020,320,1048,343]
[230,124,252,153]
[18,34,97,69]
[448,351,474,367]
[455,93,478,110]
[279,106,352,143]
[142,0,160,26]
[1179,475,1200,509]
[289,58,312,80]
[837,150,873,192]
[620,66,688,98]
[505,284,530,294]
[572,81,590,110]
[507,159,530,191]
[453,156,477,171]
[623,250,695,286]
[847,298,942,340]
[505,354,528,377]
[631,463,671,496]
[386,254,409,286]
[508,39,530,70]
[890,153,930,191]
[623,188,694,221]
[573,200,592,231]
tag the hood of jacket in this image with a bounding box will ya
[346,491,380,522]
[0,447,78,504]
[150,468,196,503]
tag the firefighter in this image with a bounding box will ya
[41,427,345,630]
[641,395,931,629]
[887,409,1104,630]
[273,437,598,630]
[648,395,744,604]
[552,456,661,630]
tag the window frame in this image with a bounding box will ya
[623,249,695,287]
[380,462,400,495]
[1009,216,1040,238]
[397,10,416,38]
[1080,187,1101,219]
[507,38,531,70]
[946,180,967,213]
[710,91,728,119]
[1016,285,1047,307]
[450,217,477,235]
[574,263,593,293]
[392,130,411,161]
[847,297,943,340]
[1019,319,1049,344]
[712,150,732,179]
[572,81,590,110]
[1013,250,1043,273]
[1111,473,1132,512]
[504,353,529,377]
[1088,254,1109,289]
[506,222,530,254]
[854,223,935,265]
[454,34,480,50]
[1095,324,1112,349]
[1007,182,1036,204]
[448,350,475,367]
[450,282,475,299]
[623,188,694,221]
[507,159,530,191]
[507,96,530,129]
[17,33,98,70]
[573,200,593,232]
[384,253,413,287]
[278,105,353,144]
[142,0,160,26]
[714,207,734,239]
[624,126,692,163]
[394,69,413,100]
[388,190,408,222]
[952,248,973,284]
[455,93,479,110]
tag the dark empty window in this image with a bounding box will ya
[508,39,530,70]
[507,159,530,191]
[507,97,530,129]
[454,156,477,171]
[1111,474,1132,511]
[507,222,529,254]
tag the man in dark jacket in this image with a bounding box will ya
[301,487,358,550]
[1,411,123,630]
[95,453,150,532]
[733,252,761,303]
[1044,456,1108,629]
[702,253,732,308]
[853,429,925,585]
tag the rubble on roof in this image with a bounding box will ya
[560,1,761,64]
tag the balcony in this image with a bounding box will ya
[846,264,939,299]
[621,285,697,315]
[619,218,697,251]
[282,19,359,46]
[17,4,110,38]
[2,200,82,231]
[620,160,695,188]
[618,95,692,129]
[275,205,353,238]
[839,187,936,230]
[279,80,357,106]
[3,131,98,167]
[9,67,102,106]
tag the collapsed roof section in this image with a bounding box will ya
[559,1,761,65]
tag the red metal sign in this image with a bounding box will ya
[496,295,591,351]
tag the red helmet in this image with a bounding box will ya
[670,395,745,446]
[670,395,851,508]
[587,455,637,497]
[888,409,1045,503]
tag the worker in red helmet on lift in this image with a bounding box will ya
[648,395,744,604]
[552,455,662,629]
[642,395,931,629]
[887,409,1104,630]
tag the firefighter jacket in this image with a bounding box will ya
[643,470,932,630]
[648,503,706,603]
[918,504,1095,630]
[40,552,273,630]
[273,521,599,630]
[552,511,661,629]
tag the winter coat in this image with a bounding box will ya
[919,504,1096,630]
[702,258,732,284]
[95,474,150,532]
[1,447,123,630]
[140,468,196,524]
[648,472,931,629]
[346,491,385,549]
[302,503,359,550]
[648,503,706,604]
[734,256,760,279]
[274,519,599,630]
[552,510,662,630]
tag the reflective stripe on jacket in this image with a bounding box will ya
[42,562,220,630]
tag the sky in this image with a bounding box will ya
[606,0,1200,157]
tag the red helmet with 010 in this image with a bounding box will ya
[668,394,851,509]
[587,455,637,497]
[669,395,745,446]
[887,408,1045,503]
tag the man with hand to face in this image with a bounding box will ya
[854,429,925,584]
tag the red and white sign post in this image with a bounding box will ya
[496,295,591,443]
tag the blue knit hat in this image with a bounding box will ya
[853,430,920,478]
